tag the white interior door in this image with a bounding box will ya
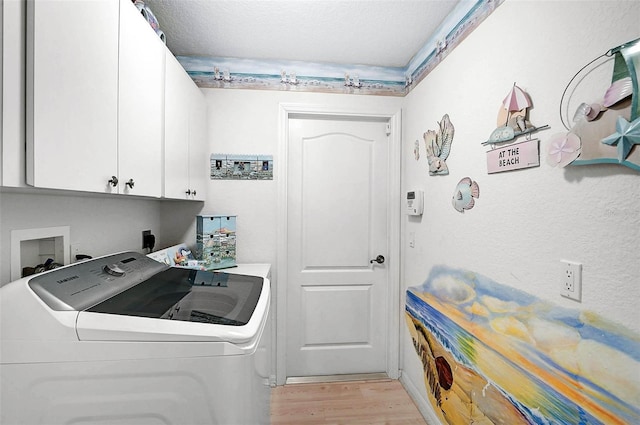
[286,115,390,378]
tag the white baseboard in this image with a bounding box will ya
[400,373,442,425]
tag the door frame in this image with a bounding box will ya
[276,103,402,385]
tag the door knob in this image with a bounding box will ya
[108,176,118,187]
[125,179,135,189]
[370,255,385,264]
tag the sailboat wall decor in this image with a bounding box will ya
[484,84,547,173]
[549,38,640,171]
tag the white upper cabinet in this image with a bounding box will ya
[2,0,27,188]
[164,53,207,201]
[188,86,207,201]
[164,52,191,199]
[118,0,164,197]
[26,0,119,192]
[25,0,205,199]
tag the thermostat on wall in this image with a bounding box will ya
[406,190,423,216]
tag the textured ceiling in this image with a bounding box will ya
[143,0,459,68]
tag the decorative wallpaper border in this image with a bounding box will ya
[178,0,504,96]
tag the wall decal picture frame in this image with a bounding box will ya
[210,154,273,180]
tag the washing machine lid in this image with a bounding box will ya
[85,267,263,327]
[27,251,264,328]
[75,276,270,344]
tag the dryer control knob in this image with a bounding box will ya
[103,263,126,277]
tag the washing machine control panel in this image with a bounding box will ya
[103,263,126,277]
[28,252,168,311]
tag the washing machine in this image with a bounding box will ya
[0,251,272,425]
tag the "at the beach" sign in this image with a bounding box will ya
[486,139,540,173]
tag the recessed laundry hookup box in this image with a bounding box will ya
[196,215,237,270]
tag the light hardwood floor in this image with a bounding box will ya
[270,379,428,425]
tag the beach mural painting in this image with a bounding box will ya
[405,266,640,425]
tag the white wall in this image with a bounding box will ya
[400,0,640,420]
[194,88,403,272]
[0,85,402,286]
[0,191,163,285]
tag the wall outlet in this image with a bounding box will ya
[560,260,582,301]
[142,230,152,249]
[70,243,81,261]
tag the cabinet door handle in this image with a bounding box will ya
[125,179,135,189]
[185,189,197,196]
[185,189,191,195]
[108,176,119,187]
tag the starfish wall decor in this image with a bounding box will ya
[549,38,640,171]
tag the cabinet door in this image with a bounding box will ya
[26,0,119,192]
[2,0,26,188]
[188,84,207,201]
[163,53,192,199]
[118,0,163,197]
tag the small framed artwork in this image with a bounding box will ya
[210,154,273,180]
